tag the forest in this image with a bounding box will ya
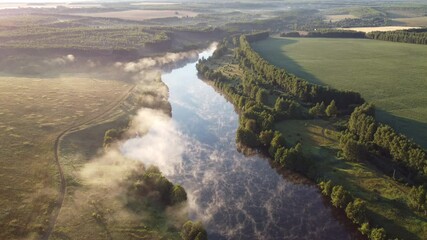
[281,28,427,45]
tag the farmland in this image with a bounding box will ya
[252,37,427,148]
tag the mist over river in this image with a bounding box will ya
[125,47,361,239]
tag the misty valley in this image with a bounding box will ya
[0,1,427,240]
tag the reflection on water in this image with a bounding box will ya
[162,49,359,239]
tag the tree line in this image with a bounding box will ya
[281,30,366,38]
[236,33,364,109]
[281,28,427,45]
[345,103,427,182]
[366,28,427,45]
[319,180,387,240]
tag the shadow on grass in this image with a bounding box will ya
[309,147,425,239]
[253,37,324,86]
[366,196,422,240]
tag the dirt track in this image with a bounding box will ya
[42,84,136,240]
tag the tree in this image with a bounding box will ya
[256,89,268,105]
[409,186,426,213]
[269,131,285,156]
[274,97,287,112]
[245,119,257,132]
[370,228,386,240]
[325,100,338,117]
[342,139,367,162]
[236,127,260,147]
[170,185,187,205]
[181,221,207,240]
[259,130,274,147]
[345,198,367,224]
[309,102,325,117]
[319,180,333,196]
[103,128,121,148]
[331,185,351,208]
[358,222,370,236]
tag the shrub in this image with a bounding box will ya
[331,185,352,208]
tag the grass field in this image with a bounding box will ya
[275,120,427,239]
[0,76,132,239]
[252,37,427,148]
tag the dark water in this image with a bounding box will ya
[162,49,359,240]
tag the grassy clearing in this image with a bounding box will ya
[275,120,427,239]
[0,76,132,239]
[252,37,427,148]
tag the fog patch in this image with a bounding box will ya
[115,51,199,73]
[44,54,76,66]
[121,108,184,176]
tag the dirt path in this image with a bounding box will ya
[42,84,136,240]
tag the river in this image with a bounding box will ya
[160,47,359,239]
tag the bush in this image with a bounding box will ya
[370,228,386,240]
[359,222,370,236]
[181,221,207,240]
[319,180,333,196]
[259,130,274,147]
[236,126,261,147]
[171,185,187,205]
[345,198,367,224]
[103,128,121,148]
[331,185,352,208]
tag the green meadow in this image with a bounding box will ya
[252,37,427,148]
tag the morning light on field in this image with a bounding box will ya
[0,1,426,240]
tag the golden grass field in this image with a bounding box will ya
[337,26,420,33]
[0,76,133,240]
[70,9,199,21]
